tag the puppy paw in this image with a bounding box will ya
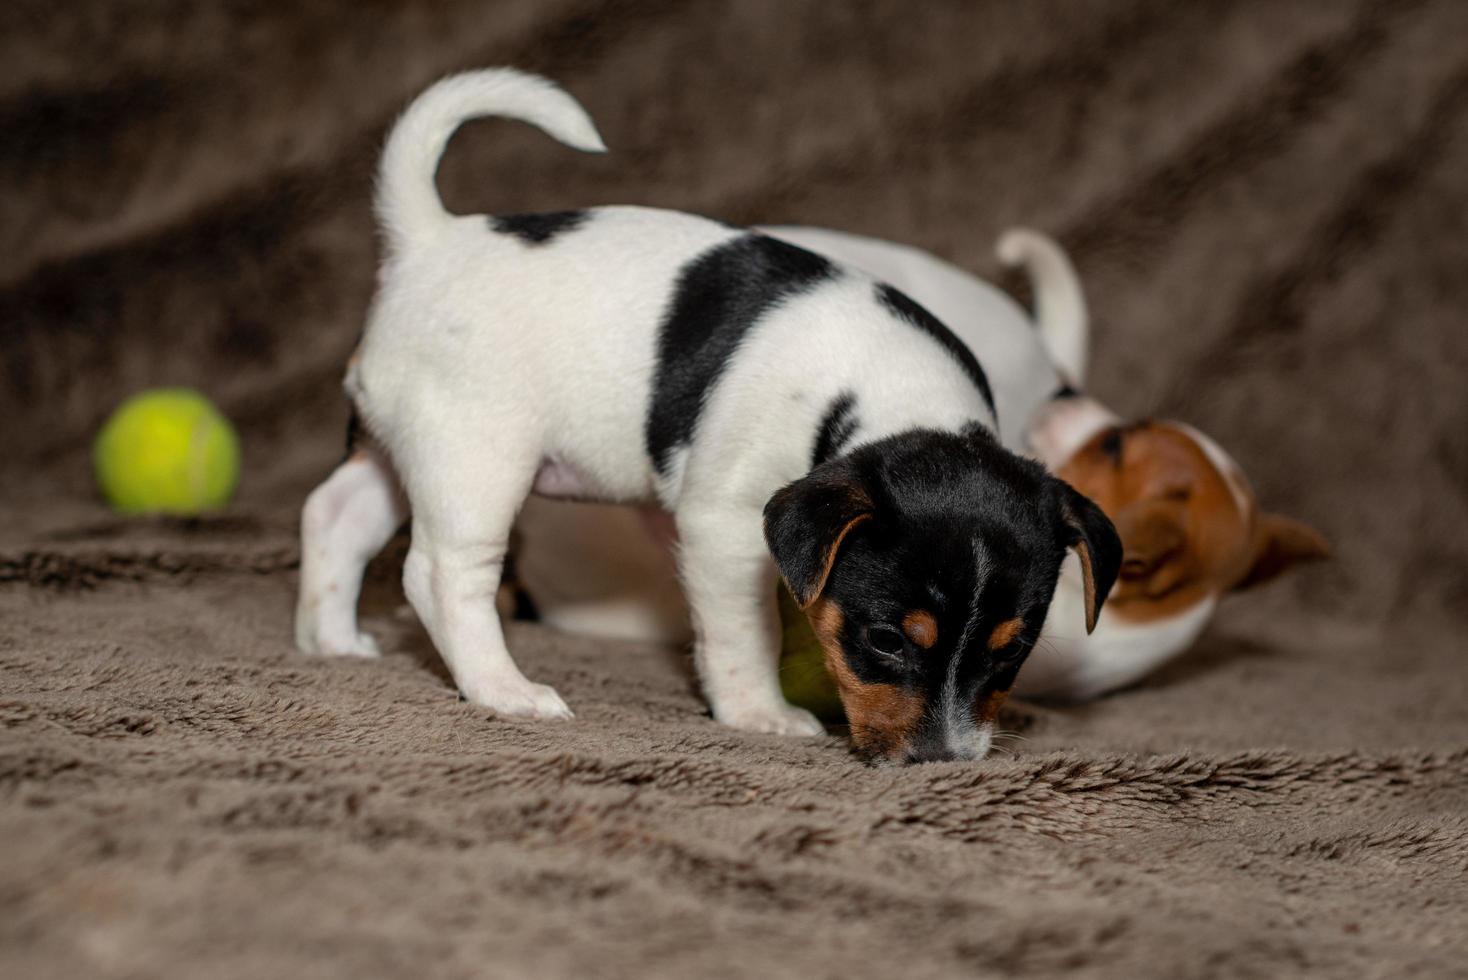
[718,701,825,737]
[332,632,382,658]
[296,623,382,658]
[323,633,383,658]
[465,681,574,721]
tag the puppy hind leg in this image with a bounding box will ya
[296,448,407,657]
[401,440,571,719]
[677,505,823,736]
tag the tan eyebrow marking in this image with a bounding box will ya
[902,609,938,649]
[988,617,1023,651]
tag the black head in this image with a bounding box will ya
[763,428,1120,763]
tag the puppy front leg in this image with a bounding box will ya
[401,448,571,720]
[677,506,823,737]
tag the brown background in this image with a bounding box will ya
[3,2,1466,977]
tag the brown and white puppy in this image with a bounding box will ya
[512,226,1326,730]
[1019,398,1328,699]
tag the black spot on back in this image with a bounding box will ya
[489,209,589,245]
[875,283,996,423]
[813,391,860,467]
[647,234,835,475]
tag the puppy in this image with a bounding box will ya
[516,227,1327,702]
[293,69,1121,762]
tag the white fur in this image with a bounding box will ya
[1025,394,1120,472]
[296,448,406,658]
[1015,553,1216,701]
[376,69,606,251]
[517,226,1230,702]
[997,228,1089,385]
[758,225,1058,450]
[297,70,1000,734]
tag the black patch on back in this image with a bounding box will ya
[489,209,589,245]
[647,234,836,474]
[875,283,996,422]
[812,391,859,467]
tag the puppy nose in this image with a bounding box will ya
[902,741,981,765]
[903,744,955,764]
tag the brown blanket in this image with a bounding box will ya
[4,2,1467,976]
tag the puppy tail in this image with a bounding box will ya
[996,228,1090,385]
[376,68,607,252]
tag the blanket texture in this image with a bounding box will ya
[3,1,1466,976]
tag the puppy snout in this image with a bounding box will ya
[897,727,993,765]
[900,742,989,765]
[903,744,961,764]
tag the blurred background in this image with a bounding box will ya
[3,0,1465,634]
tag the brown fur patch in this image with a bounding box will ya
[1058,421,1260,624]
[902,609,938,649]
[807,599,925,759]
[987,617,1023,651]
[974,689,1009,726]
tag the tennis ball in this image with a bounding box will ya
[93,388,240,515]
[778,585,846,723]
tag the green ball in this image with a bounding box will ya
[778,585,846,724]
[93,388,240,515]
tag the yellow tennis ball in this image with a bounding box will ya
[93,388,240,515]
[778,585,846,724]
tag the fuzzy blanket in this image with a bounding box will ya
[3,2,1467,976]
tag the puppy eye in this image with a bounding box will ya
[990,642,1024,663]
[866,625,906,657]
[989,642,1029,667]
[1163,486,1192,502]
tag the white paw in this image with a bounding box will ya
[325,632,382,658]
[299,627,381,658]
[717,701,825,737]
[465,680,574,721]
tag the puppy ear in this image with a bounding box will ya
[763,462,874,609]
[1056,481,1123,633]
[1234,513,1330,590]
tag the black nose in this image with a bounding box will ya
[902,739,977,764]
[903,744,953,764]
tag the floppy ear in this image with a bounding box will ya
[763,462,874,609]
[1056,481,1123,633]
[1234,513,1330,590]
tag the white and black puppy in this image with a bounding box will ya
[518,227,1329,703]
[294,68,1121,762]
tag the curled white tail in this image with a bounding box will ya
[996,228,1090,385]
[376,68,607,252]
